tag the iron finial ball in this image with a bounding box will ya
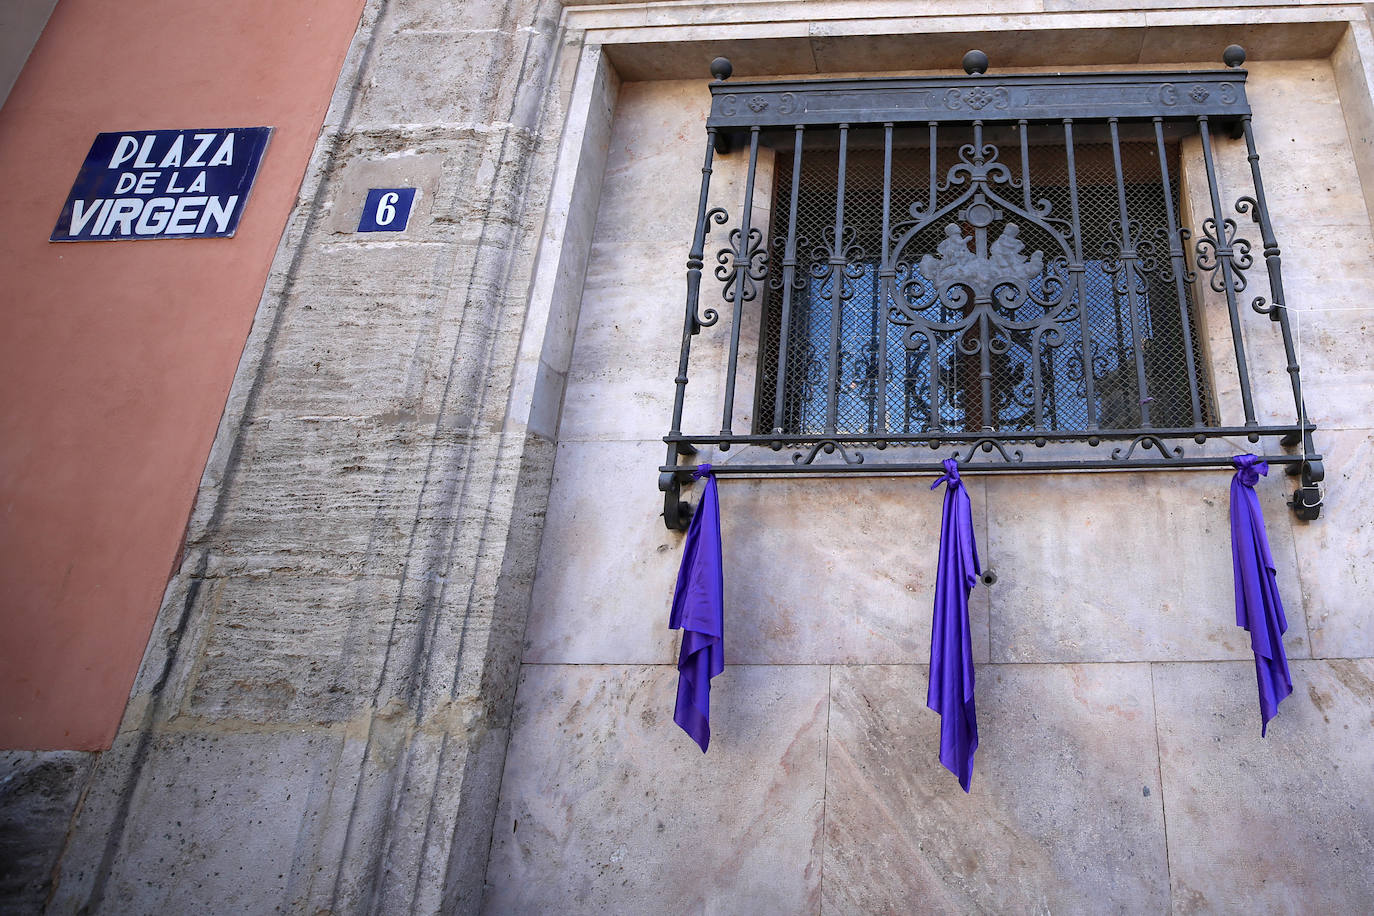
[1223,45,1246,68]
[963,49,989,76]
[710,57,733,81]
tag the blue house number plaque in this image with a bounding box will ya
[358,188,416,232]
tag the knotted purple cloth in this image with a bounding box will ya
[929,458,981,791]
[1230,454,1293,735]
[669,464,725,752]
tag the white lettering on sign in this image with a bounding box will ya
[185,133,217,168]
[159,135,184,167]
[376,192,399,226]
[60,195,240,238]
[69,199,104,235]
[133,135,158,169]
[135,198,176,235]
[108,136,138,168]
[54,127,270,241]
[207,134,234,167]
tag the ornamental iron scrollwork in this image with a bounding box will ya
[1110,435,1186,460]
[793,440,865,465]
[714,209,768,304]
[1194,215,1253,293]
[664,52,1324,529]
[950,438,1025,464]
[887,137,1078,431]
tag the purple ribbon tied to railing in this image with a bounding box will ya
[1229,454,1293,735]
[929,458,981,791]
[669,464,725,752]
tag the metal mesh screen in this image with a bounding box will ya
[754,124,1213,436]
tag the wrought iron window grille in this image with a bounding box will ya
[660,47,1324,529]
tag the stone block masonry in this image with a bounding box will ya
[42,0,581,912]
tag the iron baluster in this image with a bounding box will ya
[972,121,994,430]
[1108,118,1154,427]
[720,126,761,438]
[1197,115,1258,427]
[671,129,718,438]
[927,122,943,431]
[772,126,805,433]
[1019,119,1046,431]
[928,121,938,217]
[826,124,850,434]
[1153,117,1204,426]
[1063,119,1098,429]
[662,126,719,528]
[1236,112,1324,512]
[1238,115,1303,426]
[877,122,894,433]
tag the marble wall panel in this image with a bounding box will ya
[1332,22,1374,234]
[812,26,1149,75]
[569,75,775,445]
[824,664,1169,913]
[1231,304,1307,429]
[1273,221,1374,313]
[719,474,991,665]
[1244,61,1371,230]
[524,441,990,666]
[1295,306,1374,430]
[1136,21,1345,65]
[593,80,713,246]
[984,470,1308,663]
[561,238,698,442]
[1154,659,1374,913]
[523,439,683,664]
[562,226,772,446]
[484,664,828,914]
[602,37,818,83]
[1291,427,1374,658]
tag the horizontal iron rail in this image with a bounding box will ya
[666,425,1311,450]
[708,71,1250,129]
[661,455,1310,478]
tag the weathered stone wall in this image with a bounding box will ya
[486,59,1374,912]
[28,0,594,912]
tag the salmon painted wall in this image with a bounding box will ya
[0,0,366,749]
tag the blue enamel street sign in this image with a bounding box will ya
[357,188,416,232]
[51,127,272,242]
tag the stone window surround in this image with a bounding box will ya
[510,2,1374,456]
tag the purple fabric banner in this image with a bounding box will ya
[1230,454,1293,735]
[928,458,981,791]
[669,465,725,752]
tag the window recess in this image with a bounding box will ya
[660,48,1324,529]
